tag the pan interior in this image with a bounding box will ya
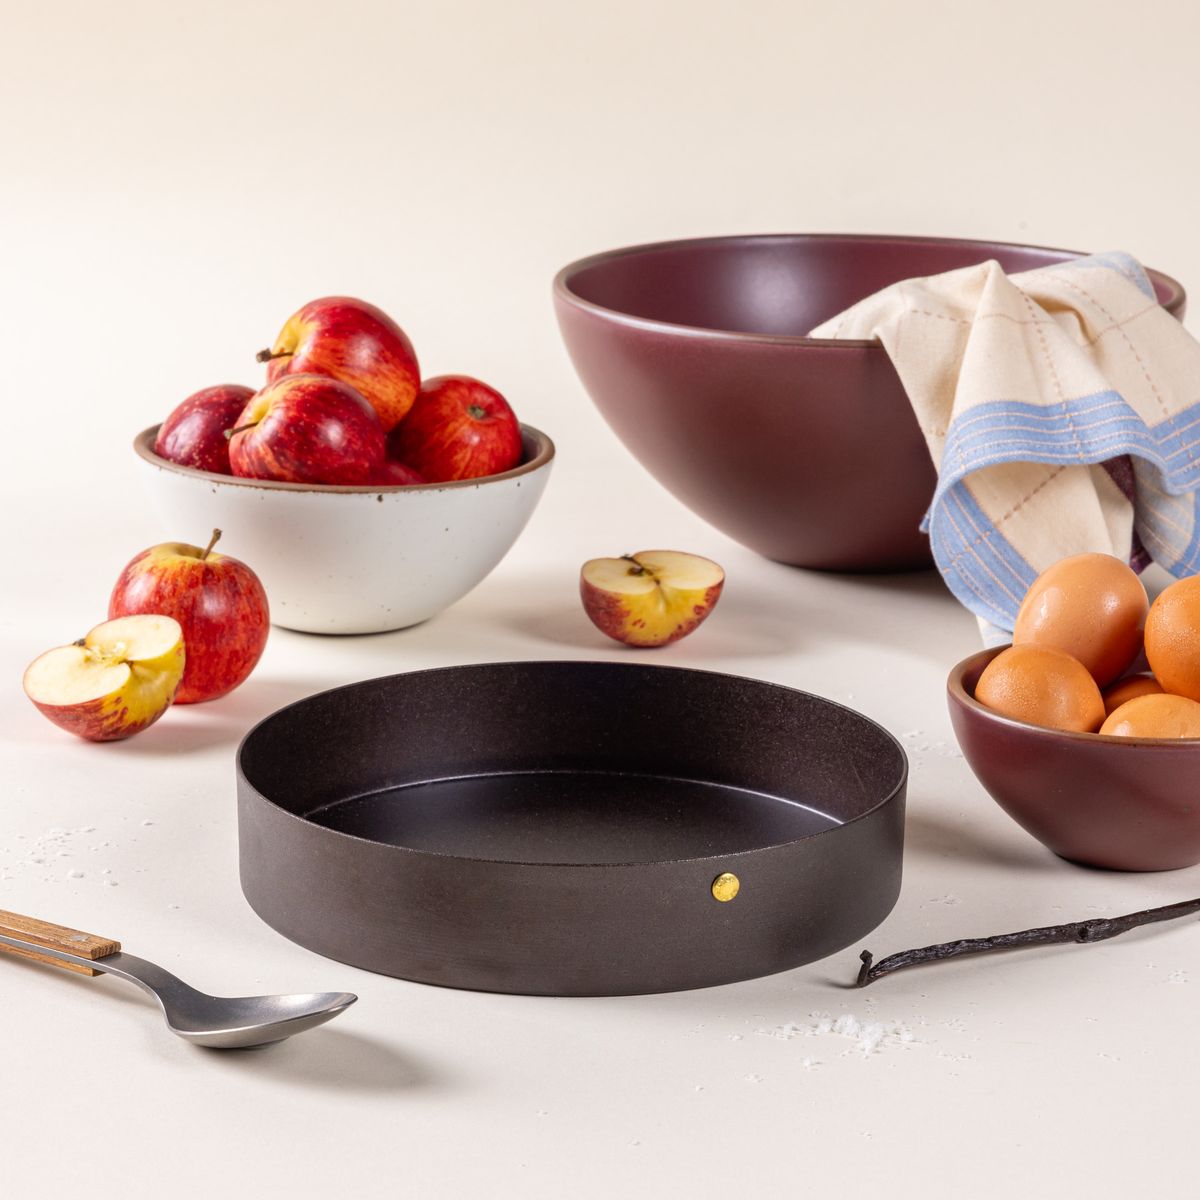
[238,661,907,867]
[307,769,840,865]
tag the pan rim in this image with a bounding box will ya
[236,660,909,869]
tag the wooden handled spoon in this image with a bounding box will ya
[0,909,356,1049]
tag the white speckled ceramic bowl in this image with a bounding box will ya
[133,424,554,634]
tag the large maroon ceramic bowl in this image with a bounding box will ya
[554,235,1187,571]
[948,647,1200,872]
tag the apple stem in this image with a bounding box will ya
[201,529,222,561]
[225,422,259,440]
[256,348,289,363]
[621,554,648,578]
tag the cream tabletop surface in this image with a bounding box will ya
[3,1,1199,1196]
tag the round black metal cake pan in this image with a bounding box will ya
[236,661,907,997]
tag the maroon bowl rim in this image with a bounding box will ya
[133,423,555,495]
[948,645,1200,748]
[554,233,1187,350]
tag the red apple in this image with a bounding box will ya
[108,529,269,704]
[387,375,522,483]
[372,460,427,486]
[155,384,256,475]
[23,615,185,741]
[228,374,385,485]
[258,296,419,431]
[580,550,725,647]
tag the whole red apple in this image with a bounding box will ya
[155,384,255,475]
[228,374,385,484]
[387,375,523,483]
[108,529,269,704]
[372,460,427,486]
[258,296,419,431]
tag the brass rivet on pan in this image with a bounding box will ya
[711,872,740,902]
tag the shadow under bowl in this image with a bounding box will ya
[554,233,1186,572]
[948,646,1200,871]
[133,424,554,635]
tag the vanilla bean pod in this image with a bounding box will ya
[856,895,1200,987]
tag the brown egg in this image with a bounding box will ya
[1013,553,1148,686]
[1145,576,1200,702]
[1099,693,1200,739]
[974,645,1105,733]
[1101,672,1163,715]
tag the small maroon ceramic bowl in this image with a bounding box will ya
[948,646,1200,872]
[554,234,1186,572]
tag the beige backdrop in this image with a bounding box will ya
[4,6,1200,1197]
[4,0,1197,491]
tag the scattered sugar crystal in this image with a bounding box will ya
[103,879,118,888]
[759,1022,805,1040]
[755,1012,917,1057]
[66,869,84,879]
[141,820,154,827]
[744,1074,763,1083]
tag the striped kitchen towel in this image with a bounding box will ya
[809,252,1200,631]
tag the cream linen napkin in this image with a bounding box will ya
[809,252,1200,631]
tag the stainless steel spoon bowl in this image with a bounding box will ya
[0,910,356,1049]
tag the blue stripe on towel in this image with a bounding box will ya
[931,485,1038,629]
[928,388,1200,627]
[940,393,1157,482]
[1063,252,1157,300]
[1161,489,1200,578]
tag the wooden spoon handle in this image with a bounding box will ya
[0,909,120,977]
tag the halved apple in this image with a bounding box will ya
[23,615,185,741]
[580,550,725,647]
